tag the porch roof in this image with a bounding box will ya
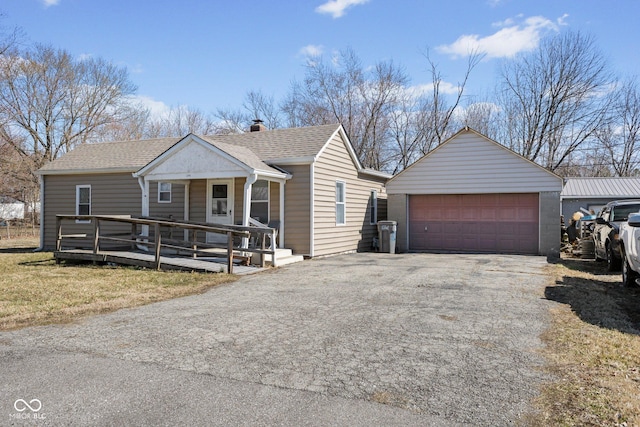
[134,134,290,181]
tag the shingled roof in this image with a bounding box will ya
[38,124,343,175]
[37,137,179,174]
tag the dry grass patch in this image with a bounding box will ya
[529,258,640,426]
[0,237,236,330]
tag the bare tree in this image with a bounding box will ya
[215,90,282,134]
[497,31,613,172]
[0,44,137,166]
[281,48,408,170]
[420,49,483,153]
[596,77,640,176]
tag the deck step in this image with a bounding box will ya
[252,248,304,267]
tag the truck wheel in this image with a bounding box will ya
[622,254,639,287]
[607,245,622,272]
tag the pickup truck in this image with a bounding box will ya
[593,200,640,271]
[620,213,640,287]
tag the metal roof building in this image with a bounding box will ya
[561,177,640,218]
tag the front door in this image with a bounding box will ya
[206,179,234,243]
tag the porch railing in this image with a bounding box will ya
[54,215,278,273]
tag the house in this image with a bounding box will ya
[561,177,640,219]
[0,196,25,220]
[386,127,563,256]
[37,123,390,258]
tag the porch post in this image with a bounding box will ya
[183,182,190,241]
[242,173,258,248]
[137,177,150,237]
[279,181,285,249]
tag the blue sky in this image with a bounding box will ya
[2,0,638,119]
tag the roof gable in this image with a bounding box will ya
[387,128,562,194]
[135,134,285,179]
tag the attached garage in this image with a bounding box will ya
[387,128,563,257]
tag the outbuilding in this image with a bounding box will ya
[560,177,640,219]
[386,128,563,257]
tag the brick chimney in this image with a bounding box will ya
[250,119,267,132]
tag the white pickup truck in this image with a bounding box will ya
[620,213,640,287]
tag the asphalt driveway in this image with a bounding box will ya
[1,253,554,426]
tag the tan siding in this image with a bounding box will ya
[280,164,311,255]
[269,181,280,222]
[313,134,388,256]
[149,181,185,220]
[387,131,562,194]
[233,178,244,224]
[189,180,207,223]
[43,173,141,249]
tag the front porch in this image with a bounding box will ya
[132,134,298,259]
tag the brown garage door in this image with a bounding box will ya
[409,193,539,254]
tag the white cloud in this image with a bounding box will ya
[315,0,370,18]
[405,81,460,97]
[41,0,60,7]
[437,15,561,59]
[129,95,171,120]
[299,44,324,57]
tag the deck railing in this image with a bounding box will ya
[54,215,278,273]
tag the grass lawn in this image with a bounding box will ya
[0,236,237,331]
[530,257,640,426]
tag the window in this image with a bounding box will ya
[369,190,378,225]
[158,182,172,203]
[250,180,269,224]
[336,181,346,225]
[76,185,91,223]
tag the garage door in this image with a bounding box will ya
[409,193,539,254]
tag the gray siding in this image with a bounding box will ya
[540,191,561,258]
[43,173,141,249]
[149,181,186,220]
[313,134,387,257]
[388,193,408,252]
[189,179,207,223]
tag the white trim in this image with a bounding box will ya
[369,190,378,225]
[250,179,270,224]
[75,185,91,223]
[158,182,172,203]
[39,177,44,250]
[37,167,138,176]
[336,180,346,226]
[184,182,190,241]
[310,163,315,257]
[207,178,235,226]
[279,181,285,249]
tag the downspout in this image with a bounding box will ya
[36,176,45,251]
[279,181,285,249]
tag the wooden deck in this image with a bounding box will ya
[54,215,278,274]
[55,249,265,275]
